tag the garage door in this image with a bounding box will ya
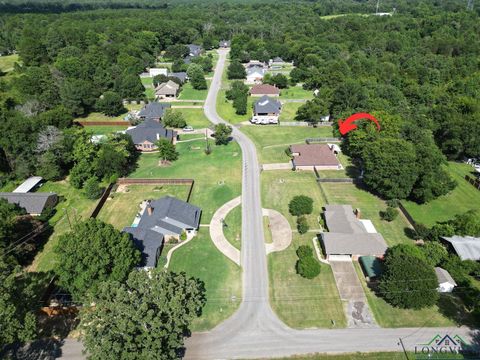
[328,254,352,261]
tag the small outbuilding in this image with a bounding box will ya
[441,236,480,261]
[148,68,168,77]
[359,256,383,281]
[435,267,456,293]
[0,192,58,216]
[13,176,43,193]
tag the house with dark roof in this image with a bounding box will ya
[0,192,58,216]
[290,144,342,171]
[320,205,388,260]
[251,95,281,124]
[125,119,177,152]
[250,84,280,97]
[155,80,180,100]
[122,196,202,268]
[169,72,187,84]
[137,102,171,122]
[187,44,202,57]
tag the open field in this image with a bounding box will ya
[279,85,313,100]
[321,183,412,247]
[217,89,254,124]
[30,180,99,272]
[223,204,242,250]
[241,126,334,163]
[169,228,241,331]
[0,54,20,72]
[96,184,190,230]
[403,162,480,226]
[268,233,347,329]
[279,102,303,121]
[178,81,210,101]
[171,108,211,128]
[353,262,471,328]
[262,170,324,229]
[271,352,472,360]
[129,140,242,223]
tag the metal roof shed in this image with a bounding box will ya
[359,256,383,280]
[13,177,43,193]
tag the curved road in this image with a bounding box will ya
[184,49,478,359]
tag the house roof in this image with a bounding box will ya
[123,227,164,268]
[442,236,480,261]
[321,232,388,256]
[247,66,265,76]
[250,84,280,95]
[359,256,383,278]
[125,119,176,144]
[321,204,388,256]
[435,267,456,286]
[272,57,284,62]
[13,176,43,193]
[0,192,57,215]
[138,102,171,120]
[137,196,201,235]
[290,144,340,167]
[187,44,202,57]
[254,95,281,115]
[155,80,179,96]
[169,72,187,83]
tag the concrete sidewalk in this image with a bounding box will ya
[263,209,292,254]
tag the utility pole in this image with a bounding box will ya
[63,208,72,230]
[398,338,410,360]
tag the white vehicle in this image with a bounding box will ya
[183,126,194,132]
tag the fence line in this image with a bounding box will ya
[398,202,418,231]
[90,183,115,218]
[465,175,480,190]
[317,178,354,183]
[117,178,195,202]
[76,121,130,126]
[305,137,341,144]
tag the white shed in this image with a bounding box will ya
[435,267,456,293]
[149,68,168,77]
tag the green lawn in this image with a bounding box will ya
[241,126,334,163]
[171,108,211,128]
[271,352,471,360]
[263,216,273,244]
[0,54,20,73]
[83,125,129,135]
[321,183,412,247]
[279,86,313,100]
[223,204,242,250]
[30,180,99,272]
[268,233,346,329]
[403,162,480,226]
[141,76,153,87]
[129,140,242,223]
[216,89,254,124]
[353,262,469,328]
[169,228,241,331]
[96,184,190,230]
[279,102,303,122]
[178,81,210,101]
[262,171,324,230]
[75,104,142,123]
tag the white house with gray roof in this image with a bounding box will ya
[123,196,201,268]
[246,66,266,84]
[252,95,282,124]
[125,119,177,152]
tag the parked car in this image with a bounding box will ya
[183,126,194,132]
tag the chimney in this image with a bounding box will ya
[146,200,153,216]
[156,133,160,140]
[355,208,361,219]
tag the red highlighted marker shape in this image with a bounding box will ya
[338,112,380,136]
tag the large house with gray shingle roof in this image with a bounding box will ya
[251,95,282,124]
[137,102,171,121]
[0,192,58,216]
[123,196,201,268]
[125,119,176,151]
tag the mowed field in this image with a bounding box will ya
[241,126,334,163]
[0,54,19,72]
[169,228,241,331]
[96,184,191,230]
[223,204,242,250]
[268,233,347,329]
[129,139,242,223]
[171,108,211,128]
[403,162,480,226]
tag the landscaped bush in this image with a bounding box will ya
[296,256,321,279]
[380,206,399,222]
[288,195,313,216]
[84,177,103,199]
[180,231,187,241]
[296,245,313,259]
[297,216,309,234]
[386,199,400,208]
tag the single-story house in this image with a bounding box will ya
[187,44,202,57]
[441,235,480,261]
[320,205,388,260]
[290,144,342,171]
[137,102,171,122]
[13,176,43,193]
[169,72,187,83]
[123,196,202,268]
[269,57,285,66]
[219,40,231,48]
[359,256,383,281]
[0,192,58,216]
[246,66,266,84]
[148,68,168,77]
[250,84,280,97]
[435,267,457,293]
[251,95,281,124]
[125,119,177,151]
[155,80,180,100]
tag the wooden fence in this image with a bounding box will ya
[398,202,418,231]
[117,178,195,202]
[306,137,342,144]
[465,175,480,190]
[90,183,115,218]
[76,121,130,126]
[317,178,354,183]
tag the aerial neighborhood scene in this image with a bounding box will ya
[1,0,480,359]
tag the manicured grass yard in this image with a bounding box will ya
[75,104,142,123]
[262,170,325,230]
[129,140,242,223]
[0,54,20,72]
[178,81,210,101]
[403,162,480,226]
[279,102,303,121]
[263,216,273,244]
[216,89,254,124]
[272,352,470,360]
[268,233,347,329]
[169,228,241,331]
[279,85,314,100]
[96,184,190,230]
[223,204,242,250]
[171,108,211,128]
[321,183,412,246]
[241,126,334,163]
[30,180,99,272]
